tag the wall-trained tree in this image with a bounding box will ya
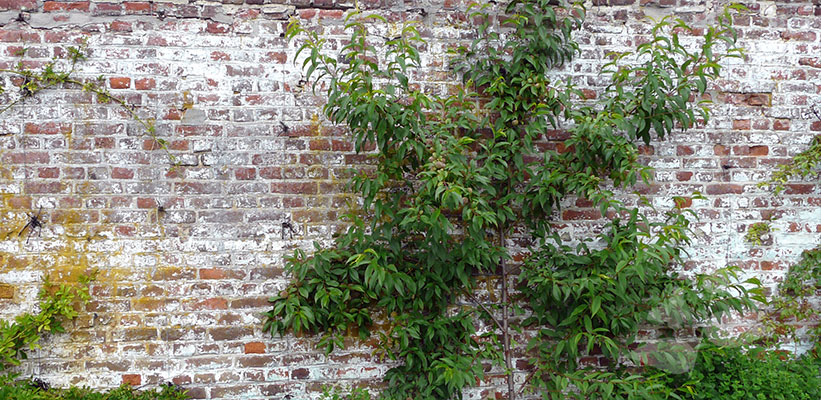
[264,1,763,399]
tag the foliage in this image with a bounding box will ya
[652,341,821,400]
[521,210,763,399]
[0,273,94,375]
[0,380,188,400]
[319,387,372,400]
[744,221,771,246]
[761,134,821,195]
[0,272,187,399]
[0,45,173,163]
[265,1,760,399]
[759,245,821,353]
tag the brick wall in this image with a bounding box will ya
[0,0,818,398]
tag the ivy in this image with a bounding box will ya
[265,2,761,399]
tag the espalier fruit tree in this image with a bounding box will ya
[264,2,763,399]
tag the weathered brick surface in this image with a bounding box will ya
[0,0,819,398]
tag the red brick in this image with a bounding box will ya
[206,22,231,34]
[123,2,150,13]
[235,167,256,180]
[244,342,265,354]
[135,78,155,90]
[44,1,90,12]
[187,298,228,311]
[745,93,770,107]
[109,77,131,89]
[25,182,66,193]
[122,374,141,386]
[292,368,310,379]
[142,138,164,150]
[25,122,71,135]
[263,51,287,63]
[111,167,134,179]
[0,0,36,10]
[732,119,750,130]
[752,119,770,130]
[760,261,784,271]
[211,51,230,61]
[38,167,59,178]
[799,58,821,68]
[714,144,730,155]
[271,182,317,194]
[783,184,815,195]
[95,137,115,149]
[230,297,269,309]
[733,145,768,156]
[94,2,122,14]
[199,268,225,280]
[676,171,693,181]
[674,197,692,209]
[773,119,790,130]
[136,198,158,209]
[561,210,602,220]
[209,327,253,341]
[705,184,744,195]
[781,31,816,41]
[309,139,330,151]
[110,20,132,32]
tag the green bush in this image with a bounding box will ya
[0,275,94,373]
[0,380,188,400]
[659,343,821,400]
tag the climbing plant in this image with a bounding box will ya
[0,45,174,162]
[758,245,821,354]
[264,1,762,399]
[0,273,94,381]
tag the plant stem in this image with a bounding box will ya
[500,225,514,400]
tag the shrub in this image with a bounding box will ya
[657,342,821,400]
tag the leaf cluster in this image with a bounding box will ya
[0,273,94,374]
[744,221,771,246]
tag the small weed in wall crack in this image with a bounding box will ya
[745,221,772,246]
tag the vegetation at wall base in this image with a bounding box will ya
[0,380,189,400]
[649,341,821,400]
